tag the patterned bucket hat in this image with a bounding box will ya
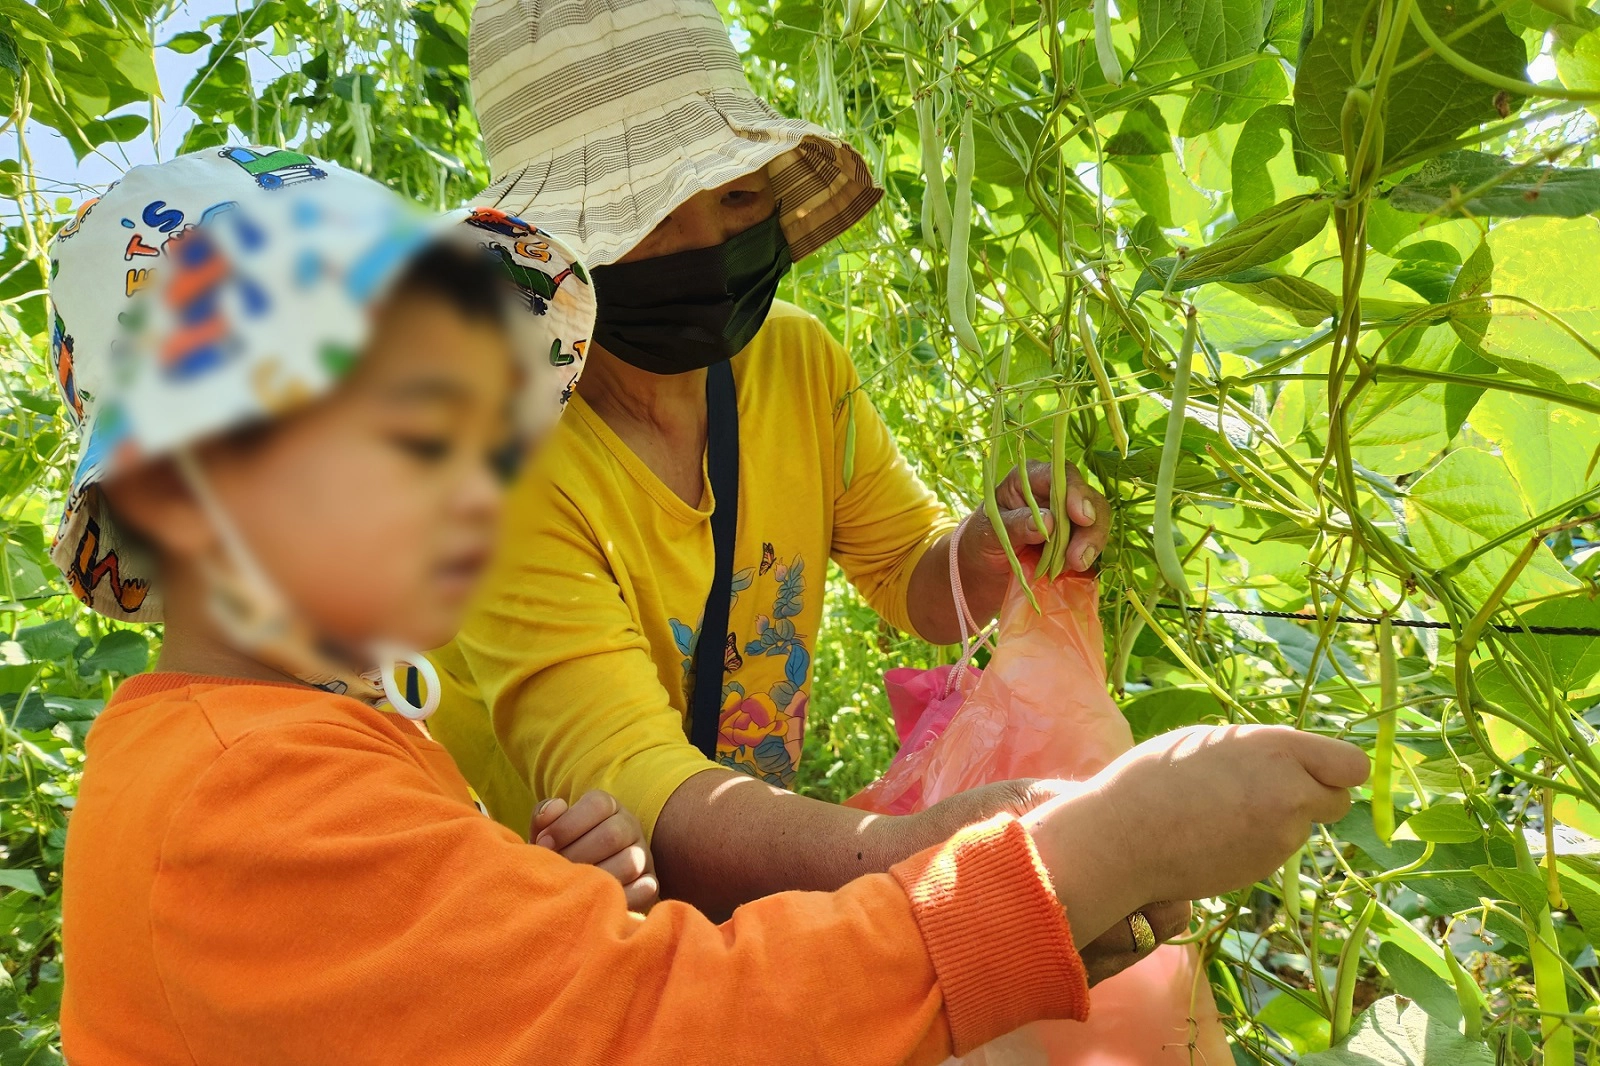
[47,147,595,623]
[469,0,884,266]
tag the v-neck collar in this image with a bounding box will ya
[568,391,717,525]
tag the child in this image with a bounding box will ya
[57,151,1369,1065]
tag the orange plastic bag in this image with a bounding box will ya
[849,566,1231,1065]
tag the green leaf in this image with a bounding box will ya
[78,629,149,677]
[1262,616,1369,682]
[1472,388,1600,517]
[1294,0,1527,164]
[77,112,149,150]
[1387,151,1600,219]
[1222,271,1339,325]
[0,29,20,77]
[1560,875,1600,949]
[108,37,159,97]
[1394,801,1483,844]
[1505,596,1600,695]
[1256,990,1332,1055]
[1105,100,1173,156]
[1403,447,1580,607]
[1300,996,1493,1065]
[1387,241,1461,304]
[0,869,42,897]
[1230,104,1311,220]
[1133,193,1331,296]
[1120,688,1223,740]
[1471,863,1547,917]
[162,30,212,54]
[1446,239,1492,353]
[1377,942,1462,1029]
[1176,0,1269,132]
[1110,156,1175,228]
[16,620,78,662]
[1480,216,1600,386]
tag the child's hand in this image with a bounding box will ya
[532,790,659,912]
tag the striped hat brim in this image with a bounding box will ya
[474,92,882,267]
[469,0,882,267]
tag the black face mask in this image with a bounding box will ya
[589,212,792,375]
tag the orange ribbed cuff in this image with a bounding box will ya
[891,815,1090,1053]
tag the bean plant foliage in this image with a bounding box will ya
[2,0,1599,1058]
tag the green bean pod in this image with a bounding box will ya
[1152,308,1197,598]
[1372,616,1398,843]
[1079,302,1129,456]
[1443,939,1484,1041]
[1331,896,1377,1044]
[1044,410,1070,578]
[1280,846,1303,932]
[1093,0,1123,86]
[914,94,951,253]
[1513,830,1574,1066]
[841,395,858,489]
[984,336,1038,610]
[947,101,982,357]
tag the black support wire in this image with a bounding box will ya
[1156,602,1600,638]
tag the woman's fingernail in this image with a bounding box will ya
[1077,498,1096,524]
[1079,546,1099,570]
[535,833,554,849]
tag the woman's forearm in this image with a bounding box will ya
[650,766,1050,918]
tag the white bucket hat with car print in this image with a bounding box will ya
[470,0,884,266]
[46,148,594,710]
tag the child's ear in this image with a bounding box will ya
[100,460,218,561]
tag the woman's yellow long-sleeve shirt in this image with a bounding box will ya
[429,301,955,836]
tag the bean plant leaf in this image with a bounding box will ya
[1387,151,1600,219]
[1471,389,1600,516]
[1480,216,1600,386]
[1446,240,1492,353]
[1120,687,1223,739]
[1133,193,1331,295]
[1403,447,1580,606]
[1300,996,1494,1065]
[1377,943,1462,1029]
[1230,104,1333,219]
[1506,597,1600,694]
[1222,271,1339,325]
[0,869,42,897]
[1177,0,1270,132]
[1294,0,1527,164]
[1395,801,1482,844]
[77,630,149,677]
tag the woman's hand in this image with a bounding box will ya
[1021,725,1369,946]
[1079,900,1193,986]
[533,790,660,912]
[907,459,1110,644]
[964,459,1109,576]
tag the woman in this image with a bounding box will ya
[430,0,1109,912]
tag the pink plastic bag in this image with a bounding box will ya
[849,567,1231,1065]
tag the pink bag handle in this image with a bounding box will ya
[944,513,995,699]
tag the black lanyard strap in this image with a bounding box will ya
[688,360,740,759]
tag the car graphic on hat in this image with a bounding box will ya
[219,147,328,190]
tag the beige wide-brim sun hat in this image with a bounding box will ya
[469,0,883,267]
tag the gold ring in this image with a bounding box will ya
[1128,911,1157,955]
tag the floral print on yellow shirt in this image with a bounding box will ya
[671,547,809,786]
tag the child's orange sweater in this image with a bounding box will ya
[62,674,1090,1065]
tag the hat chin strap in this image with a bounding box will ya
[172,449,439,720]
